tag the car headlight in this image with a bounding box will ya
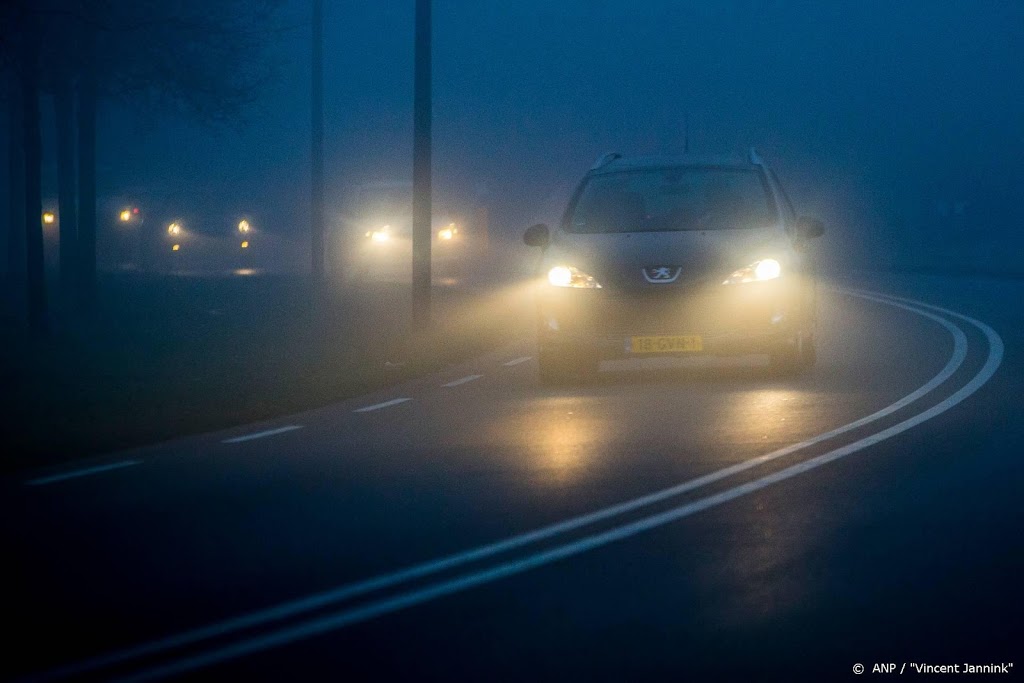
[368,227,390,243]
[548,265,601,288]
[722,258,781,285]
[438,227,454,241]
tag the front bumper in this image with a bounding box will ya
[537,279,803,359]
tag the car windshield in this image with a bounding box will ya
[357,187,412,234]
[566,167,776,233]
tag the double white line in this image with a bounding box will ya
[33,289,1004,683]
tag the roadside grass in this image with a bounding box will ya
[0,272,533,474]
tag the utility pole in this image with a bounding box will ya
[77,24,97,308]
[55,71,78,298]
[411,0,432,329]
[311,0,325,282]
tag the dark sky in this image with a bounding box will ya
[77,0,1023,263]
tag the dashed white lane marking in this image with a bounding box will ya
[353,398,412,413]
[114,291,1005,682]
[37,289,1000,681]
[502,356,532,366]
[441,374,483,388]
[221,425,304,444]
[26,460,142,486]
[73,291,965,660]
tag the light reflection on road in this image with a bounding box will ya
[480,396,611,486]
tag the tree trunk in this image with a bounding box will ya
[77,26,98,307]
[21,23,47,333]
[7,75,26,280]
[55,71,78,298]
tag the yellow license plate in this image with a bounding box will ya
[628,335,703,353]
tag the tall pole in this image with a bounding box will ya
[55,71,78,298]
[411,0,432,329]
[311,0,325,282]
[77,24,97,308]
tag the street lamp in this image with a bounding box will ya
[167,222,182,236]
[42,211,56,225]
[238,219,251,234]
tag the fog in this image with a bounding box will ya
[7,1,1024,275]
[4,7,1023,677]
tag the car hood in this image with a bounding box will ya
[545,227,789,291]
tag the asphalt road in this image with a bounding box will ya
[5,272,1021,682]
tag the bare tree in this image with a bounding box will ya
[1,0,284,317]
[19,8,47,333]
[0,3,48,332]
[5,75,26,281]
[79,0,283,304]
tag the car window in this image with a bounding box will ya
[357,188,412,234]
[566,167,776,233]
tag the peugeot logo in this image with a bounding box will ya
[642,266,682,283]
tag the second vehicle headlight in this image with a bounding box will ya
[722,258,781,285]
[548,265,601,288]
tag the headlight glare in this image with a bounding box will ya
[548,265,601,288]
[723,258,782,285]
[754,258,781,280]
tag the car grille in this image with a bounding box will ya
[541,279,785,338]
[583,290,726,335]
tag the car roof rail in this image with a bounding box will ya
[748,147,765,166]
[590,152,622,171]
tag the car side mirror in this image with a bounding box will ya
[523,223,550,248]
[796,216,825,239]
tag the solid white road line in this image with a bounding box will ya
[353,398,412,413]
[221,425,303,444]
[503,356,532,366]
[121,291,1005,683]
[442,374,483,388]
[39,288,976,681]
[26,460,143,487]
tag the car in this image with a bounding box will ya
[339,181,472,283]
[523,149,824,384]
